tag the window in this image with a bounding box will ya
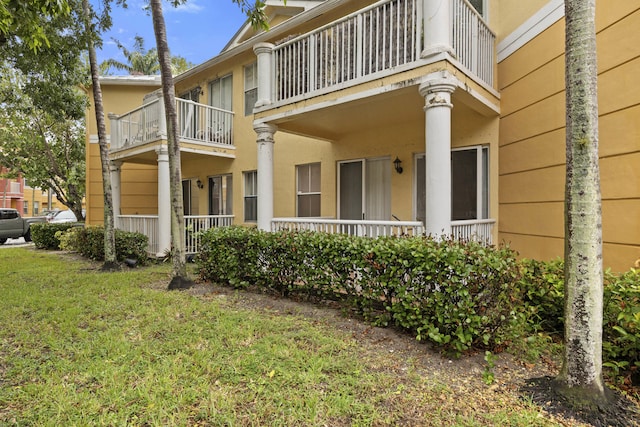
[468,0,485,17]
[296,163,321,217]
[209,75,233,110]
[23,201,28,215]
[182,179,200,216]
[33,201,39,215]
[209,174,233,215]
[243,171,257,222]
[415,146,489,223]
[244,62,258,116]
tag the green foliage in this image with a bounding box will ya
[483,351,497,385]
[603,268,640,383]
[517,258,565,333]
[197,227,521,355]
[60,225,149,265]
[30,222,77,250]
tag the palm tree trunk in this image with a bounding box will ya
[82,0,118,270]
[149,0,191,288]
[558,0,607,404]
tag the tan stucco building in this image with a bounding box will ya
[85,0,639,271]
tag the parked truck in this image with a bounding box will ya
[0,208,46,244]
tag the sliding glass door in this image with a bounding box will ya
[338,158,390,221]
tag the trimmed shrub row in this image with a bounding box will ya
[32,223,149,265]
[196,226,522,355]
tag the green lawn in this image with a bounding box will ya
[0,248,571,426]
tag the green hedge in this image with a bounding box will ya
[196,227,521,355]
[518,259,640,381]
[58,225,149,265]
[30,222,79,250]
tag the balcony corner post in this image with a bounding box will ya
[253,42,275,108]
[253,121,278,231]
[156,92,168,139]
[108,113,119,150]
[419,70,457,239]
[422,0,454,59]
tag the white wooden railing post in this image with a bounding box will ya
[419,70,457,238]
[254,42,275,108]
[108,113,120,150]
[422,0,454,59]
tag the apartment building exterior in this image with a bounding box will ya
[85,0,639,271]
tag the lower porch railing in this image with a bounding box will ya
[184,215,234,254]
[271,218,425,237]
[117,214,234,256]
[451,218,495,245]
[273,217,495,244]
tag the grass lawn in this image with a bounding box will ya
[0,248,582,426]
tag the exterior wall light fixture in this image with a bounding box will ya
[196,179,204,189]
[393,157,403,174]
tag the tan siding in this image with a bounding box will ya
[498,2,640,270]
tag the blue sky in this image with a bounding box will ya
[91,0,249,72]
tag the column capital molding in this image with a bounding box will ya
[109,160,122,172]
[253,122,278,144]
[155,146,169,159]
[419,71,457,110]
[253,42,275,55]
[108,112,119,120]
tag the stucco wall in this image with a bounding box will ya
[498,1,640,271]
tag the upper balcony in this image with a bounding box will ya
[255,0,495,114]
[108,92,235,162]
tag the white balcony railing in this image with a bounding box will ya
[451,0,495,87]
[176,99,234,146]
[113,100,163,150]
[185,215,235,254]
[9,182,21,194]
[272,218,425,238]
[451,218,495,245]
[270,0,494,105]
[273,0,421,103]
[111,98,234,151]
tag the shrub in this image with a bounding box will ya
[517,258,565,334]
[197,227,521,355]
[30,222,79,250]
[58,225,149,265]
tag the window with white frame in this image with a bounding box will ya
[23,201,28,215]
[415,146,489,223]
[244,62,258,116]
[33,201,39,215]
[243,170,257,222]
[208,174,233,215]
[209,75,233,110]
[296,163,321,217]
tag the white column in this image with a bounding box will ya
[253,42,275,108]
[156,147,171,257]
[422,0,454,59]
[109,161,122,228]
[419,71,457,238]
[254,122,277,231]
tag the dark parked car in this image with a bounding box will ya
[0,208,46,244]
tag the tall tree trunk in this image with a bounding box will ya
[149,0,192,289]
[558,0,607,405]
[82,0,118,271]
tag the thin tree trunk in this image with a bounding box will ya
[82,0,118,270]
[558,0,606,403]
[149,0,192,288]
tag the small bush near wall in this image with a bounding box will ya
[197,227,522,355]
[30,223,78,250]
[57,226,149,265]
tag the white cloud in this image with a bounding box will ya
[167,0,204,14]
